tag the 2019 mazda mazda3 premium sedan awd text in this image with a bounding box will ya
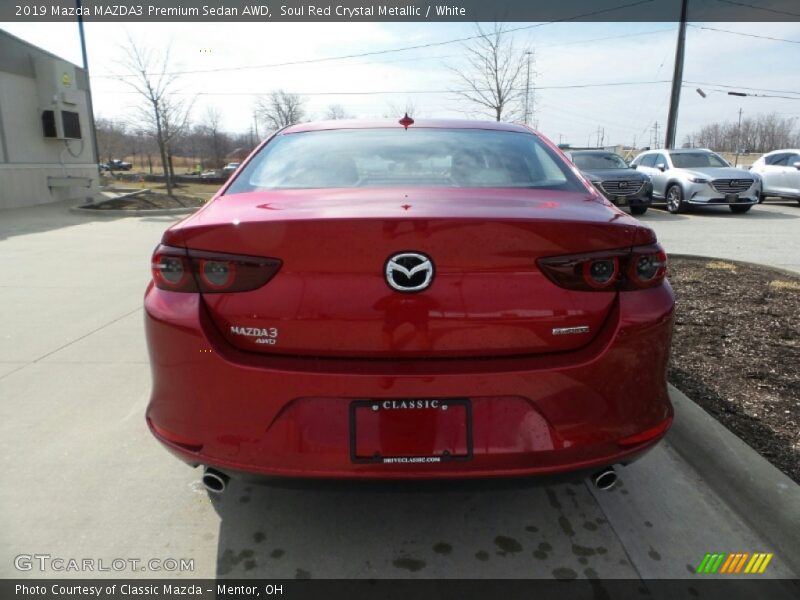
[145,119,675,488]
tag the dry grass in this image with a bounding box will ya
[705,260,737,271]
[769,279,800,291]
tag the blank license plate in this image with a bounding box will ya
[349,399,472,463]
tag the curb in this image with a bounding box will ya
[670,253,800,280]
[69,205,199,217]
[666,384,800,574]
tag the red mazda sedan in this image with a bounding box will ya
[145,119,674,492]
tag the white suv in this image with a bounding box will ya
[631,149,759,214]
[749,149,800,204]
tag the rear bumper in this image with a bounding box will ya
[144,282,675,479]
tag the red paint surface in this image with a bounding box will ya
[145,120,674,479]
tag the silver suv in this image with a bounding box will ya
[631,148,759,214]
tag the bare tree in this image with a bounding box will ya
[382,100,419,118]
[255,90,306,132]
[198,107,227,168]
[95,118,129,163]
[324,104,353,120]
[116,37,186,196]
[448,23,533,122]
[686,113,799,153]
[160,95,194,180]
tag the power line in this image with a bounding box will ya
[684,86,800,101]
[714,0,800,18]
[96,80,673,97]
[684,81,800,96]
[689,24,800,44]
[93,26,675,80]
[95,0,656,78]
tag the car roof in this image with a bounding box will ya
[569,150,620,155]
[281,118,533,135]
[639,148,715,154]
[668,148,717,154]
[763,148,800,155]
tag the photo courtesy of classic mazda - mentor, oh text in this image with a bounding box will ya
[144,118,675,493]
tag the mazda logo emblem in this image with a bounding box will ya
[619,181,628,188]
[385,252,434,293]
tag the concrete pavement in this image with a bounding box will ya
[0,200,798,589]
[637,201,800,273]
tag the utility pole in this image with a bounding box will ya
[665,0,689,149]
[652,122,660,148]
[76,0,99,166]
[734,107,743,167]
[523,51,532,125]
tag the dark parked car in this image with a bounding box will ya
[222,162,240,177]
[567,150,653,215]
[105,159,133,171]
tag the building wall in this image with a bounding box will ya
[0,31,98,210]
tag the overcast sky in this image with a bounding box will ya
[2,20,798,147]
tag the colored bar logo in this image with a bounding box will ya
[696,552,773,574]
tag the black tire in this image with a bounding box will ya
[665,185,687,214]
[730,204,752,214]
[630,205,648,216]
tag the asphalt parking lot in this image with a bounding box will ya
[0,200,798,589]
[638,201,800,274]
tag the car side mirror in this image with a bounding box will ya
[655,163,666,172]
[630,164,638,170]
[793,161,800,170]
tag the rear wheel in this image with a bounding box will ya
[730,204,752,214]
[630,205,648,216]
[666,185,687,214]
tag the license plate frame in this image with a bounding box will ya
[349,399,473,464]
[725,193,739,203]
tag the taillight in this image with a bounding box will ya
[151,245,281,293]
[582,257,620,290]
[625,246,668,289]
[538,244,667,292]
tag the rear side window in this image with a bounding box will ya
[638,154,657,167]
[765,153,790,166]
[226,128,583,193]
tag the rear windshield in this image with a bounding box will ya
[670,152,729,168]
[572,153,629,170]
[226,128,583,193]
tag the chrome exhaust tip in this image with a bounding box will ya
[202,468,229,494]
[591,467,618,491]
